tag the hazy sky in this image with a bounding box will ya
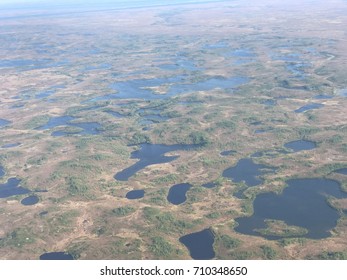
[0,0,226,8]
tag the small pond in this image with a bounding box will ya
[21,195,39,206]
[294,103,324,113]
[179,229,215,260]
[40,252,74,260]
[126,190,145,199]
[220,150,236,156]
[1,143,21,149]
[167,183,192,205]
[314,94,333,100]
[284,140,316,152]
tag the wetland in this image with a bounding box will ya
[1,0,347,260]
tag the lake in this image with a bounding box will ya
[284,140,316,152]
[36,116,102,136]
[21,195,39,206]
[114,143,197,181]
[88,75,248,101]
[179,229,215,260]
[334,168,347,175]
[167,183,192,205]
[1,143,21,148]
[222,158,277,187]
[0,178,31,198]
[126,190,145,199]
[235,178,347,239]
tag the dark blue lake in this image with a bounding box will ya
[179,229,215,260]
[114,144,197,181]
[36,116,75,130]
[294,103,324,113]
[235,178,347,239]
[284,140,316,152]
[40,252,74,260]
[126,190,145,199]
[334,168,347,175]
[36,116,102,136]
[222,158,277,187]
[220,150,236,156]
[88,75,248,101]
[0,178,30,198]
[167,183,192,205]
[21,195,39,206]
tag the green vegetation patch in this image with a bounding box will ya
[24,115,50,129]
[143,207,195,234]
[0,228,35,248]
[255,219,308,238]
[112,206,136,217]
[149,236,175,259]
